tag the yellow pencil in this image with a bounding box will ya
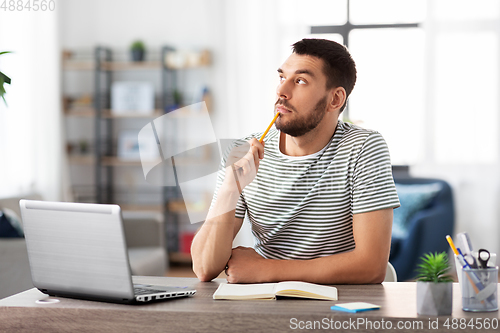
[446,235,459,255]
[446,235,484,303]
[259,112,280,143]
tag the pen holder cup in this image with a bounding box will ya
[461,267,498,312]
[455,253,497,286]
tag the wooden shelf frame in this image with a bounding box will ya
[62,49,211,72]
[63,46,212,258]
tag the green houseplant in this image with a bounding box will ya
[130,40,146,62]
[416,252,454,315]
[0,51,12,106]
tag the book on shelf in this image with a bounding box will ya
[213,281,338,301]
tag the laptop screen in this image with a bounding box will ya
[20,200,135,300]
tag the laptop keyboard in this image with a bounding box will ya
[134,287,168,295]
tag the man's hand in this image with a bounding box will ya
[225,246,268,283]
[222,138,264,193]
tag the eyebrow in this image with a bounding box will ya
[277,68,316,78]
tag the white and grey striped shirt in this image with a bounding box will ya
[212,120,400,260]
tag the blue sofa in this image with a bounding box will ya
[389,175,455,281]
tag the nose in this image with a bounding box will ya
[276,79,291,100]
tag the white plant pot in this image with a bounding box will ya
[417,281,453,316]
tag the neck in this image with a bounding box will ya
[280,116,339,156]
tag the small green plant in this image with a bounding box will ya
[416,252,454,283]
[130,40,145,52]
[0,51,12,106]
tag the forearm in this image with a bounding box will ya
[191,187,241,281]
[264,250,388,284]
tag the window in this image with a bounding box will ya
[310,0,424,165]
[307,0,500,165]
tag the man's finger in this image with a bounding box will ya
[249,138,265,160]
[250,146,260,169]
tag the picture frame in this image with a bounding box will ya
[111,81,155,114]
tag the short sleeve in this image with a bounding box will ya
[352,132,400,215]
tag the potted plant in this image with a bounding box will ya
[416,252,454,316]
[0,51,12,106]
[130,40,146,62]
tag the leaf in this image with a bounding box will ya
[0,75,7,106]
[0,52,12,106]
[415,251,453,282]
[0,71,11,84]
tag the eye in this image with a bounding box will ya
[296,78,306,85]
[279,76,285,82]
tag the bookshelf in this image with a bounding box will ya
[62,46,211,263]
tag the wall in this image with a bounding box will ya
[59,0,500,258]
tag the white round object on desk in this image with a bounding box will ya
[35,298,60,305]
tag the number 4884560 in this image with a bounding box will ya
[1,0,56,11]
[443,318,498,330]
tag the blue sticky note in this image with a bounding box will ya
[331,302,381,313]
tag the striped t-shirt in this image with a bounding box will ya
[211,120,400,260]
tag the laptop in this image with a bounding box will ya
[19,199,196,304]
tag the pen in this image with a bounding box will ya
[446,235,493,306]
[259,112,280,143]
[457,248,484,289]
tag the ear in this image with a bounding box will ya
[328,87,346,113]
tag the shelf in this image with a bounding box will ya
[64,60,210,71]
[63,46,212,255]
[68,156,157,167]
[120,202,188,214]
[100,61,162,71]
[68,155,212,167]
[64,107,95,117]
[120,204,164,213]
[63,60,94,71]
[68,155,94,165]
[68,155,142,166]
[62,49,211,71]
[64,105,209,119]
[65,108,164,118]
[102,109,164,118]
[102,157,144,166]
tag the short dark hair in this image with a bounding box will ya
[292,38,357,112]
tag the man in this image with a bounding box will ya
[191,38,400,284]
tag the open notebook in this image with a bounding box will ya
[213,281,337,300]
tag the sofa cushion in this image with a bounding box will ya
[392,182,442,239]
[128,247,167,277]
[0,209,24,238]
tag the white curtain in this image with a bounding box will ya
[219,0,284,139]
[0,10,64,201]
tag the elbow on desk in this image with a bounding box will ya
[195,271,215,282]
[192,263,219,282]
[370,270,386,284]
[364,262,388,284]
[346,259,387,284]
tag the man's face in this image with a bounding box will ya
[275,53,330,137]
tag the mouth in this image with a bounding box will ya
[276,105,291,114]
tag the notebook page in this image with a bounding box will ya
[275,281,338,300]
[213,283,277,299]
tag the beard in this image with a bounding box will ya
[275,96,328,137]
